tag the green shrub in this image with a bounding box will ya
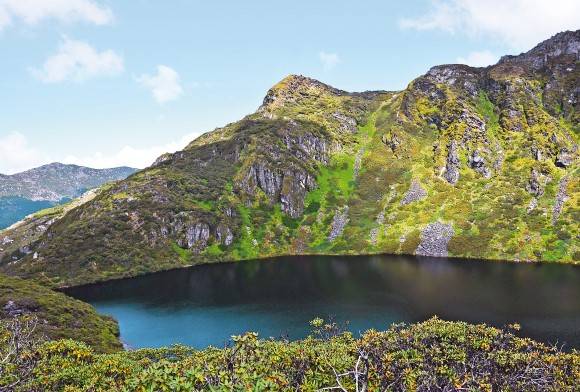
[3,318,578,391]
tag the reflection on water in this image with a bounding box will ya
[66,255,580,349]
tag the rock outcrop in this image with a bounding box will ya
[553,176,570,223]
[415,222,454,258]
[400,180,427,205]
[328,206,349,242]
[444,141,460,185]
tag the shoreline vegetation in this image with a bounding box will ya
[1,315,578,391]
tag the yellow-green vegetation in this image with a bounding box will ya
[1,33,578,288]
[0,187,105,263]
[0,274,121,353]
[1,317,578,391]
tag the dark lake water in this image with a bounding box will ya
[66,255,580,350]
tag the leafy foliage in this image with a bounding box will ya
[2,318,578,391]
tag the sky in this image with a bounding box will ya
[0,0,578,174]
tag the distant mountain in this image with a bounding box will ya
[0,197,56,230]
[1,31,578,287]
[0,163,137,229]
[0,163,137,201]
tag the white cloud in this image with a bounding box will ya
[0,131,201,174]
[0,0,113,30]
[0,132,50,174]
[319,51,340,70]
[62,132,199,169]
[31,37,124,83]
[137,65,183,104]
[0,6,10,28]
[456,50,499,67]
[399,0,580,51]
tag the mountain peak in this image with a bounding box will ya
[258,74,347,113]
[0,163,137,201]
[498,29,579,69]
[528,30,580,56]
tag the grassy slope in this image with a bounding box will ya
[0,187,104,262]
[0,273,121,353]
[0,36,578,287]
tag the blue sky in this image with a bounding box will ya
[0,0,578,174]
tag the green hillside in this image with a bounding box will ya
[1,31,578,287]
[0,274,121,353]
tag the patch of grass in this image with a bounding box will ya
[171,242,192,263]
[475,90,500,135]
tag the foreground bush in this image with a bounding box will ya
[1,317,579,391]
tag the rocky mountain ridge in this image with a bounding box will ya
[0,163,137,201]
[1,31,578,287]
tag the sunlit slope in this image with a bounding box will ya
[1,31,578,287]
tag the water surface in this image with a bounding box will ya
[67,255,580,349]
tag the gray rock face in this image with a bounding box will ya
[216,224,234,246]
[279,169,317,218]
[499,30,580,71]
[468,150,491,178]
[184,222,210,249]
[3,300,26,317]
[527,198,538,213]
[332,112,358,134]
[531,145,543,161]
[382,132,401,153]
[553,176,569,223]
[240,162,316,218]
[444,141,460,184]
[243,163,283,198]
[283,132,330,164]
[353,148,364,179]
[555,150,574,167]
[400,180,427,205]
[369,211,385,246]
[160,213,213,253]
[526,169,544,196]
[152,152,173,166]
[415,222,454,257]
[328,206,349,242]
[426,65,481,90]
[459,110,487,137]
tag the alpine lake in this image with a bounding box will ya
[66,255,580,350]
